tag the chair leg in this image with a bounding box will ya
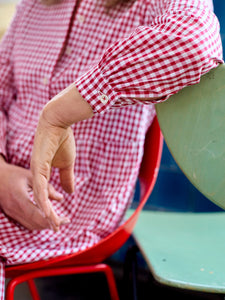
[123,245,139,300]
[5,278,20,300]
[6,278,40,300]
[27,279,41,300]
[100,264,120,300]
[6,264,119,300]
[131,249,138,300]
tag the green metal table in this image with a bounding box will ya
[156,64,225,210]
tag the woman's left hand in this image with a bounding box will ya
[30,84,93,231]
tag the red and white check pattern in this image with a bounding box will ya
[0,0,222,297]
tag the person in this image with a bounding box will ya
[0,0,223,297]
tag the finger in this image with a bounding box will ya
[28,171,64,202]
[59,166,75,194]
[48,201,70,232]
[22,202,51,231]
[32,173,53,218]
[7,191,51,231]
[48,183,64,201]
[22,195,70,231]
[32,173,68,230]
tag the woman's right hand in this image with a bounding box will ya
[0,156,70,231]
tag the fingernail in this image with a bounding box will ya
[55,191,63,199]
[61,218,70,225]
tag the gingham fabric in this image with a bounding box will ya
[0,0,222,297]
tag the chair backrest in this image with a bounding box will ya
[6,115,163,275]
[138,116,163,209]
[156,64,225,210]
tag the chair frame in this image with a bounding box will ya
[5,116,163,300]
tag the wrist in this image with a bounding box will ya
[42,84,93,128]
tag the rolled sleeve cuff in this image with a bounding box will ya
[75,65,118,114]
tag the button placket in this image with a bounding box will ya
[42,77,49,86]
[65,46,72,55]
[77,14,85,23]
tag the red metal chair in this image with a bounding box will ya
[5,116,163,300]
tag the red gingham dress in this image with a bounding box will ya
[0,0,222,297]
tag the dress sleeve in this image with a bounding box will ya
[75,0,223,114]
[0,2,23,158]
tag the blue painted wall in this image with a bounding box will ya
[214,0,225,54]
